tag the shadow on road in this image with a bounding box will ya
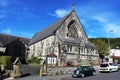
[21,73,31,78]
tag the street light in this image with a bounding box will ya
[108,30,113,53]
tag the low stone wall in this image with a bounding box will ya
[47,67,75,76]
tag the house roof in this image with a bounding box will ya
[29,11,72,46]
[0,33,30,46]
[47,53,57,57]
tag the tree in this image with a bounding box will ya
[90,39,108,62]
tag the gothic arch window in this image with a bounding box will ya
[68,20,78,38]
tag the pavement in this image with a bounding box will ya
[4,74,71,80]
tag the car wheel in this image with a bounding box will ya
[117,69,119,72]
[72,75,77,78]
[92,72,96,76]
[99,71,102,73]
[109,69,112,73]
[80,73,85,78]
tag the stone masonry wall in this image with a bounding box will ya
[47,67,75,76]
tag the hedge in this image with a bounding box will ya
[0,56,12,69]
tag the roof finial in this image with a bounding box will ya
[72,3,74,10]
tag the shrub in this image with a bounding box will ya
[49,73,54,76]
[60,70,64,74]
[66,61,73,67]
[89,62,94,65]
[27,56,40,64]
[0,56,12,69]
[26,59,31,64]
[37,67,40,75]
[31,56,39,63]
[55,71,59,75]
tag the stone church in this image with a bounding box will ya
[28,9,99,66]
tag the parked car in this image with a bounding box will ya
[117,62,120,69]
[99,62,119,73]
[72,65,96,78]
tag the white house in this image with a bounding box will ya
[110,48,120,58]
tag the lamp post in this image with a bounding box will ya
[108,30,113,52]
[108,30,113,62]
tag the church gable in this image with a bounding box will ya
[56,10,87,41]
[29,10,88,46]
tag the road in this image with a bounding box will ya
[68,71,120,80]
[9,71,120,80]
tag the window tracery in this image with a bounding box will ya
[68,23,78,38]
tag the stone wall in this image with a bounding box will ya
[47,67,75,76]
[28,35,56,58]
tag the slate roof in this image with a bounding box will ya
[0,33,30,46]
[29,10,89,46]
[29,11,72,46]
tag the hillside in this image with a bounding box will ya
[89,38,120,49]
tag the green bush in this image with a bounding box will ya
[55,71,59,75]
[27,56,40,64]
[49,73,54,76]
[89,62,94,65]
[0,56,11,69]
[60,70,64,74]
[37,67,40,75]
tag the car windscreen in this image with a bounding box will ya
[100,64,108,67]
[76,66,82,70]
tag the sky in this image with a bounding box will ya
[0,0,120,38]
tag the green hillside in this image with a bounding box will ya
[89,38,120,49]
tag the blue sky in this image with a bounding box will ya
[0,0,120,38]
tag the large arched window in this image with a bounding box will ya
[68,21,78,38]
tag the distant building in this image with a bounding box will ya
[0,33,30,63]
[110,48,120,58]
[28,10,99,66]
[105,48,120,63]
[0,42,5,55]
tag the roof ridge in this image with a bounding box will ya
[0,33,30,46]
[29,10,73,45]
[0,33,30,39]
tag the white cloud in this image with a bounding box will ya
[49,9,69,18]
[1,28,33,38]
[0,0,34,20]
[105,23,120,37]
[92,15,107,23]
[2,28,12,34]
[92,14,120,37]
[74,1,120,38]
[55,9,68,17]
